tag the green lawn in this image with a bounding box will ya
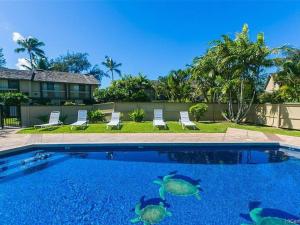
[18,121,300,137]
[229,123,300,137]
[4,118,21,127]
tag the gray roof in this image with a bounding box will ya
[0,69,99,85]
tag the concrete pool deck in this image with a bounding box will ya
[1,128,300,151]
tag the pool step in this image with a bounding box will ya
[0,151,51,172]
[0,153,64,179]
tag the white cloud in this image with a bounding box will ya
[16,58,31,70]
[12,32,24,42]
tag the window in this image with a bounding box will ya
[42,82,62,98]
[69,84,89,99]
[79,85,85,92]
[46,83,54,90]
[0,80,19,91]
[70,84,79,99]
[0,80,8,90]
[8,80,19,90]
[79,85,87,99]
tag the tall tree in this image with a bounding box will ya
[0,48,6,68]
[94,74,154,102]
[14,37,45,70]
[191,24,273,123]
[50,52,91,73]
[35,57,50,70]
[88,64,109,83]
[274,47,300,102]
[217,24,272,122]
[102,56,122,81]
[154,70,192,102]
[191,53,219,103]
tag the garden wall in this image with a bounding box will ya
[20,102,300,130]
[20,102,114,127]
[114,102,227,121]
[246,103,300,130]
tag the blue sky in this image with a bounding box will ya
[0,0,300,87]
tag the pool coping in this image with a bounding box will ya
[1,142,299,157]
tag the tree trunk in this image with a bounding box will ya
[28,51,34,71]
[111,70,114,81]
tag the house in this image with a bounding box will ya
[265,74,279,93]
[0,68,99,104]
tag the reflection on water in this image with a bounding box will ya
[74,149,289,164]
[106,152,114,160]
[163,150,289,164]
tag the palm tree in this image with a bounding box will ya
[275,47,300,102]
[101,56,122,81]
[15,37,45,70]
[89,64,109,84]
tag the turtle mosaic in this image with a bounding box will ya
[241,208,297,225]
[130,201,172,225]
[153,174,201,200]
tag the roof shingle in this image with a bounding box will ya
[0,69,99,85]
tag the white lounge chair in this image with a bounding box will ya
[70,110,88,129]
[179,111,197,129]
[106,112,121,129]
[153,109,167,128]
[34,111,62,129]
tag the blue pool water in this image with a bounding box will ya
[0,144,300,225]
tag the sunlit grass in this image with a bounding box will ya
[18,121,300,137]
[18,121,228,134]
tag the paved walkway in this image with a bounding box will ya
[1,128,300,151]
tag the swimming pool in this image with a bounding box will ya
[0,143,299,225]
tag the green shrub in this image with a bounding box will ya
[93,75,154,103]
[129,109,145,122]
[189,103,208,121]
[88,109,105,123]
[0,92,29,105]
[258,91,283,104]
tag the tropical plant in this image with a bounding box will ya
[129,109,145,122]
[102,56,122,81]
[88,64,109,83]
[192,24,273,123]
[273,47,300,102]
[258,91,283,103]
[93,88,109,103]
[0,92,29,105]
[94,74,154,102]
[50,52,91,73]
[88,109,105,123]
[48,52,104,84]
[0,48,6,68]
[14,37,45,70]
[35,57,50,70]
[189,103,208,121]
[154,70,192,102]
[190,53,220,103]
